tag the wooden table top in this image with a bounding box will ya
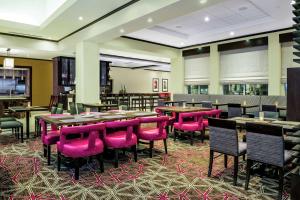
[9,106,48,112]
[82,103,118,108]
[240,104,259,108]
[158,106,212,113]
[230,117,300,130]
[40,110,157,126]
[277,106,287,110]
[212,103,228,106]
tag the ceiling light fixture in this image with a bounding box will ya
[230,31,235,36]
[3,48,14,69]
[147,17,153,23]
[120,29,125,34]
[204,16,210,22]
[291,0,296,5]
[78,16,83,21]
[200,0,207,4]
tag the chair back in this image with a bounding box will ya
[105,119,139,141]
[56,107,63,114]
[59,123,105,150]
[77,103,85,114]
[50,106,57,114]
[206,109,221,118]
[201,101,213,108]
[208,118,239,156]
[246,122,284,167]
[69,102,77,115]
[57,103,64,109]
[228,103,242,118]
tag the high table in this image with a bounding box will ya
[163,100,186,106]
[186,102,203,107]
[9,106,49,138]
[158,106,212,121]
[241,104,260,115]
[82,103,118,112]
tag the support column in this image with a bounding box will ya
[170,51,184,96]
[75,41,99,103]
[268,33,281,96]
[209,44,220,94]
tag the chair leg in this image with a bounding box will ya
[132,145,137,162]
[149,141,154,158]
[57,152,61,171]
[233,156,238,186]
[243,154,246,161]
[278,167,284,200]
[74,159,80,180]
[47,145,51,165]
[201,130,205,143]
[174,129,177,141]
[163,139,168,154]
[97,154,104,173]
[245,159,252,190]
[208,150,214,177]
[20,127,24,143]
[224,155,228,168]
[190,132,194,145]
[114,149,119,168]
[43,144,47,157]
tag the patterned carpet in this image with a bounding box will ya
[0,131,291,200]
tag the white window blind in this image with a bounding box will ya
[281,42,300,82]
[184,54,209,85]
[220,46,268,83]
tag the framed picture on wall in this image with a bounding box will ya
[152,78,159,92]
[162,79,168,92]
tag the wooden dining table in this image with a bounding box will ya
[82,103,118,112]
[40,110,158,127]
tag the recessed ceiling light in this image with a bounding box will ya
[200,0,207,4]
[291,0,296,5]
[120,29,125,34]
[147,17,153,23]
[78,16,83,21]
[204,16,210,22]
[230,31,235,36]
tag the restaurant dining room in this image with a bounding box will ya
[0,0,300,199]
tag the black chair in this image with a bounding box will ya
[76,103,85,114]
[245,122,294,200]
[0,121,24,142]
[227,103,242,118]
[208,118,247,186]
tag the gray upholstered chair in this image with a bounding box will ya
[261,105,279,119]
[245,122,294,200]
[201,101,213,108]
[227,103,242,118]
[208,118,247,186]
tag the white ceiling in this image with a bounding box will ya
[0,0,132,40]
[127,0,294,48]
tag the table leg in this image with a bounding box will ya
[243,107,246,115]
[26,111,30,138]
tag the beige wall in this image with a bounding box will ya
[0,57,53,106]
[110,67,170,93]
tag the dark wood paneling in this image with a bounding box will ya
[279,32,293,43]
[182,46,210,57]
[218,37,268,52]
[287,68,300,121]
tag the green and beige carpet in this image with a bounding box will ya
[0,132,291,200]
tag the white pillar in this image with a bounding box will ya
[76,41,99,103]
[170,52,184,96]
[209,44,220,94]
[268,33,282,96]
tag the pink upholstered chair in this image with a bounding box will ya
[137,116,169,158]
[40,117,61,165]
[57,123,105,180]
[155,107,176,132]
[173,112,205,145]
[203,109,222,128]
[104,119,139,168]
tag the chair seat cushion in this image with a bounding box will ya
[104,131,137,149]
[203,119,208,127]
[57,138,104,158]
[43,130,60,145]
[0,117,16,122]
[0,121,22,129]
[238,142,247,155]
[174,122,201,132]
[284,150,294,164]
[138,128,167,141]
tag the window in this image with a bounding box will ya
[223,83,268,96]
[187,85,208,94]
